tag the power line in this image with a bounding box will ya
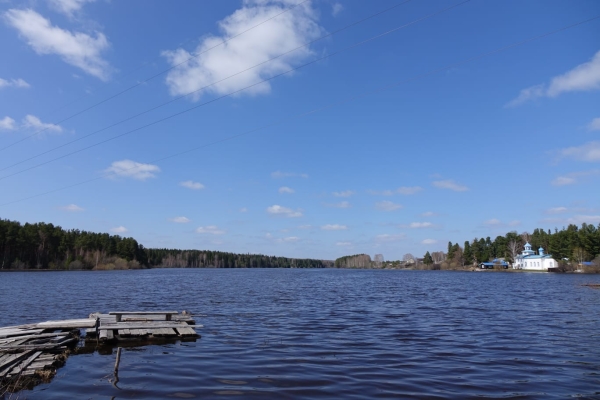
[0,0,412,174]
[0,0,311,152]
[0,0,463,181]
[1,14,597,208]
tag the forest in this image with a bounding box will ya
[0,219,332,270]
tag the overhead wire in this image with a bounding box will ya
[0,0,311,152]
[0,0,463,181]
[0,0,412,173]
[1,13,598,207]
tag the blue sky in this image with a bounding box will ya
[0,0,599,261]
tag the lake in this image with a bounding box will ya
[1,268,599,399]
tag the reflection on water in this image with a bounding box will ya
[1,269,599,399]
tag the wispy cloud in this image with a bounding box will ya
[368,186,423,196]
[546,207,568,215]
[332,2,344,16]
[507,50,600,107]
[267,205,302,218]
[240,207,248,213]
[375,201,403,211]
[587,117,600,131]
[196,225,225,235]
[421,211,436,217]
[397,186,423,195]
[0,78,30,89]
[375,233,406,242]
[21,115,62,133]
[48,0,96,16]
[0,116,16,131]
[421,239,437,245]
[278,236,300,243]
[4,8,111,80]
[278,186,294,194]
[483,219,520,227]
[432,179,469,192]
[111,226,127,234]
[271,171,309,179]
[180,180,205,190]
[321,224,347,231]
[557,141,600,163]
[104,160,160,181]
[336,241,352,247]
[61,203,84,212]
[333,190,354,197]
[409,222,433,229]
[484,218,502,226]
[162,0,322,100]
[326,201,351,209]
[169,216,191,223]
[551,169,600,186]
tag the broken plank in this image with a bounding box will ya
[175,327,197,337]
[8,351,42,377]
[0,351,33,378]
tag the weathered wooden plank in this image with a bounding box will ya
[109,311,178,322]
[175,327,197,337]
[0,329,45,339]
[99,330,114,341]
[8,350,42,377]
[155,328,177,337]
[99,323,201,330]
[35,318,97,329]
[0,351,32,378]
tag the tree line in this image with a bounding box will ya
[435,223,600,270]
[0,219,332,270]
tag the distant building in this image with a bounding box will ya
[513,242,557,271]
[479,259,509,269]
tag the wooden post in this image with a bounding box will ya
[114,347,122,374]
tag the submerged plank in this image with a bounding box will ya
[175,327,197,337]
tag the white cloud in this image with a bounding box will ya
[325,201,352,208]
[551,176,576,186]
[409,222,433,229]
[333,190,354,197]
[546,207,568,215]
[587,117,600,131]
[111,226,127,234]
[558,141,600,163]
[104,159,160,181]
[421,239,437,245]
[280,236,300,243]
[279,186,294,194]
[508,220,521,227]
[196,225,225,235]
[267,204,302,218]
[298,224,312,229]
[485,218,502,226]
[367,189,394,196]
[180,180,205,190]
[336,242,352,247]
[507,50,600,106]
[551,169,600,186]
[61,203,84,212]
[321,224,347,231]
[569,215,600,224]
[421,211,436,217]
[396,186,423,195]
[4,8,111,80]
[170,216,191,223]
[0,116,16,131]
[21,115,62,133]
[332,2,344,16]
[375,201,403,211]
[375,233,405,242]
[271,171,309,179]
[0,78,30,89]
[162,0,322,100]
[432,179,469,192]
[48,0,96,16]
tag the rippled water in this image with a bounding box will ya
[1,269,600,399]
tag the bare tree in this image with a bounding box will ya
[431,251,445,264]
[402,253,415,264]
[572,247,589,270]
[374,254,384,268]
[507,240,522,264]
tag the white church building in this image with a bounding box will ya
[513,242,557,271]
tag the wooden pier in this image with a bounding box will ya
[0,311,201,392]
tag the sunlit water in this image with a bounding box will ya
[1,268,599,399]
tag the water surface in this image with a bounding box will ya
[1,269,599,399]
